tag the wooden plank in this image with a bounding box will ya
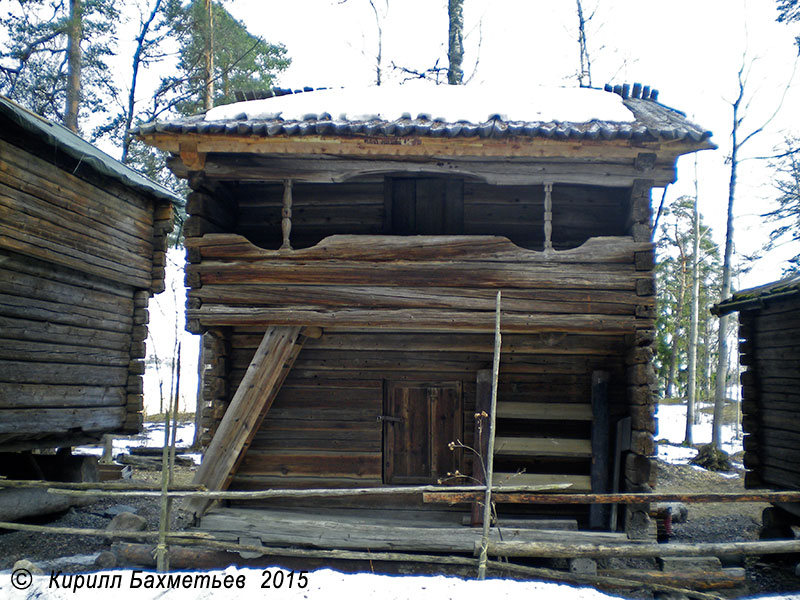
[0,316,132,351]
[0,293,132,333]
[186,233,650,263]
[237,451,382,479]
[191,284,642,315]
[0,406,126,434]
[496,402,592,420]
[0,223,151,288]
[0,360,128,386]
[0,139,153,234]
[0,338,131,367]
[188,326,306,517]
[0,180,152,262]
[190,307,640,333]
[0,249,135,300]
[491,473,592,492]
[494,437,592,457]
[0,384,126,408]
[197,507,629,553]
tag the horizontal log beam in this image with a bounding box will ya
[189,307,642,334]
[485,538,800,559]
[423,490,800,505]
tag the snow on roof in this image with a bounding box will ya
[205,83,636,124]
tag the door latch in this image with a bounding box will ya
[377,415,402,423]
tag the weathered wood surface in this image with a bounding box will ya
[0,407,126,434]
[424,490,800,505]
[485,538,800,558]
[112,541,723,600]
[188,326,306,516]
[598,568,745,591]
[196,507,630,553]
[735,300,800,490]
[0,130,169,449]
[186,234,653,333]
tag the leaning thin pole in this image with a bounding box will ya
[477,291,501,579]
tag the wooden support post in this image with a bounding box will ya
[280,179,293,251]
[609,417,632,530]
[470,369,492,526]
[187,326,306,518]
[543,182,553,254]
[590,371,611,529]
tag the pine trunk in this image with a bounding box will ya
[64,0,82,133]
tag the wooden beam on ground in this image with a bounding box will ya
[484,538,800,559]
[187,326,306,517]
[423,490,800,505]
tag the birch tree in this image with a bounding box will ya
[447,0,464,85]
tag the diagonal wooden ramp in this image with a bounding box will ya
[188,326,311,517]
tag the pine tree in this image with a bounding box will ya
[764,139,800,274]
[155,0,290,117]
[0,0,118,132]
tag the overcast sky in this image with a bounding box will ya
[213,0,799,287]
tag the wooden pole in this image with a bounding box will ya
[156,343,180,572]
[0,480,203,490]
[114,539,722,600]
[477,291,501,579]
[484,537,800,559]
[0,520,211,540]
[48,483,570,500]
[423,490,800,505]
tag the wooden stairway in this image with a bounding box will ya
[493,401,593,492]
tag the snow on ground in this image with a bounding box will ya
[656,403,743,465]
[1,566,624,600]
[205,83,636,125]
[74,422,201,465]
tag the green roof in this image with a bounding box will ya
[713,275,800,316]
[0,94,182,206]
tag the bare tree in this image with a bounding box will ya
[686,160,701,446]
[712,52,795,449]
[575,0,594,87]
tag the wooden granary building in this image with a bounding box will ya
[137,84,712,545]
[0,95,178,454]
[714,277,800,520]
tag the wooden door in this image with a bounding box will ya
[383,381,463,484]
[385,177,464,235]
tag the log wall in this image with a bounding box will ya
[0,137,173,450]
[739,299,800,490]
[185,174,657,527]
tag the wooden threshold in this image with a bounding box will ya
[494,437,592,457]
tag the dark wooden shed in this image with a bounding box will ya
[137,84,712,548]
[0,95,179,453]
[713,277,800,521]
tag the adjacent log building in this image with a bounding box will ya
[0,95,179,453]
[713,276,800,519]
[137,84,713,537]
